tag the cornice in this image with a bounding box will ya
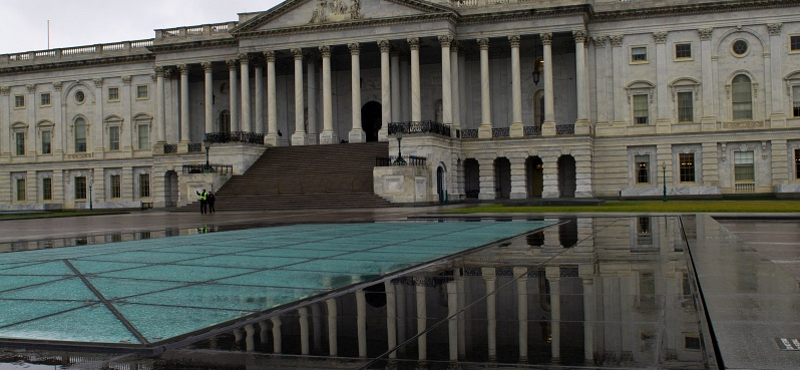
[457,4,590,26]
[147,39,238,53]
[0,54,155,76]
[591,0,800,23]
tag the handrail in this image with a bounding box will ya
[204,131,265,145]
[388,121,451,138]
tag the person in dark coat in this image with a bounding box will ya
[207,191,216,214]
[196,189,207,214]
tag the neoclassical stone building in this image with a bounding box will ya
[1,0,800,210]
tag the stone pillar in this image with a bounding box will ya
[291,48,308,145]
[259,320,269,345]
[702,142,719,187]
[391,49,401,123]
[478,37,492,138]
[255,60,265,135]
[654,31,671,133]
[698,28,715,129]
[439,35,453,127]
[546,266,561,363]
[52,82,63,155]
[202,62,214,136]
[768,23,786,127]
[416,278,427,363]
[307,57,318,144]
[385,281,398,361]
[320,46,337,144]
[482,267,497,363]
[178,64,190,145]
[408,38,422,122]
[510,154,527,199]
[356,289,367,357]
[574,30,590,134]
[240,54,252,133]
[451,41,461,133]
[478,156,496,200]
[91,80,103,153]
[772,139,789,187]
[610,35,625,128]
[265,51,279,146]
[298,307,310,354]
[541,152,560,198]
[348,43,366,143]
[509,35,524,137]
[400,56,410,122]
[541,33,556,137]
[580,265,596,364]
[155,67,166,144]
[379,40,392,142]
[513,267,529,363]
[227,59,240,132]
[244,324,255,352]
[592,37,609,128]
[270,317,282,353]
[574,149,594,198]
[447,281,458,364]
[326,298,338,356]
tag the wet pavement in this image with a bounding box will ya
[0,209,798,369]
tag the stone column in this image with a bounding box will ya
[415,278,428,363]
[291,48,308,145]
[326,298,338,356]
[255,59,265,135]
[244,324,256,352]
[227,59,240,132]
[91,80,103,152]
[654,31,670,133]
[447,281,458,364]
[574,30,590,134]
[514,267,529,363]
[52,82,63,155]
[610,35,625,128]
[356,289,367,357]
[546,266,561,363]
[478,156,496,200]
[478,38,492,138]
[307,57,318,144]
[379,40,392,142]
[509,35,524,137]
[541,33,556,136]
[439,35,453,127]
[298,307,309,354]
[391,49,401,123]
[155,67,166,144]
[348,43,366,143]
[265,51,280,146]
[270,317,282,353]
[592,37,609,128]
[509,154,527,199]
[178,64,190,145]
[319,46,337,144]
[385,281,398,362]
[482,267,497,363]
[699,28,715,129]
[580,265,596,364]
[451,41,461,133]
[541,151,560,198]
[202,62,214,136]
[768,23,786,126]
[240,54,252,133]
[408,38,422,123]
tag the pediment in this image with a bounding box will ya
[233,0,451,34]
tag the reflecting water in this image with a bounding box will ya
[0,216,710,369]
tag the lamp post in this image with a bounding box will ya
[204,139,211,172]
[88,169,93,211]
[662,161,667,202]
[394,128,406,165]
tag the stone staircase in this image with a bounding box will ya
[181,142,393,211]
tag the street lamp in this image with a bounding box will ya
[88,169,94,211]
[662,161,667,202]
[204,138,211,172]
[394,129,406,166]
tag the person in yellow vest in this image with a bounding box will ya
[196,189,207,214]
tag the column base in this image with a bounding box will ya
[510,121,524,138]
[542,120,556,137]
[152,141,166,155]
[177,140,190,153]
[378,127,389,142]
[320,130,338,145]
[478,124,492,139]
[265,133,280,146]
[701,116,717,131]
[349,129,366,143]
[308,133,319,145]
[574,119,591,135]
[291,132,309,146]
[770,113,787,128]
[510,191,527,200]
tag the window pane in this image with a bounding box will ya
[137,85,148,98]
[75,118,87,152]
[16,179,26,201]
[42,178,52,201]
[111,175,121,198]
[108,87,119,101]
[675,43,691,58]
[678,92,693,122]
[679,153,695,182]
[732,75,752,120]
[791,35,800,51]
[140,174,150,198]
[15,132,25,155]
[75,177,87,200]
[632,47,647,61]
[42,131,51,154]
[633,95,648,124]
[796,149,800,180]
[138,124,149,150]
[734,151,755,183]
[109,126,120,151]
[14,95,24,108]
[40,93,50,106]
[635,155,650,184]
[793,86,800,117]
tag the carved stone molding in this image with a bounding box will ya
[1,86,10,96]
[226,59,238,69]
[155,66,165,77]
[319,45,331,58]
[122,76,132,86]
[378,40,391,53]
[163,69,173,79]
[201,62,212,72]
[573,29,588,44]
[27,84,36,93]
[477,37,490,50]
[767,23,782,36]
[698,28,713,41]
[439,35,455,48]
[264,50,276,62]
[53,82,62,91]
[239,53,251,64]
[609,35,624,47]
[653,31,668,44]
[347,43,360,55]
[592,36,608,48]
[508,35,521,48]
[93,79,103,88]
[540,33,553,46]
[451,40,460,53]
[177,64,189,75]
[292,48,304,59]
[407,37,420,50]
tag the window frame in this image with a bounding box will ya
[108,86,120,102]
[139,173,151,198]
[16,178,26,202]
[632,94,650,125]
[795,148,800,180]
[110,174,122,199]
[734,150,755,184]
[109,125,120,151]
[635,154,651,184]
[136,85,149,100]
[42,177,52,201]
[791,35,800,53]
[674,42,692,60]
[630,45,648,63]
[40,92,51,107]
[792,85,800,118]
[14,94,25,109]
[679,153,696,183]
[41,130,52,154]
[74,117,88,153]
[731,74,753,121]
[677,91,694,123]
[74,176,87,201]
[15,131,25,156]
[731,39,750,57]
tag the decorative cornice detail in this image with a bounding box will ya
[592,36,608,48]
[508,35,521,48]
[347,43,360,55]
[163,68,173,79]
[573,30,588,44]
[0,54,154,76]
[122,76,132,86]
[177,64,189,75]
[53,82,62,91]
[407,37,420,50]
[0,86,9,96]
[378,40,391,53]
[27,84,36,93]
[540,33,553,46]
[264,50,276,62]
[291,48,304,59]
[201,62,213,72]
[653,31,668,44]
[239,53,251,64]
[698,28,713,41]
[93,79,103,88]
[609,35,624,47]
[226,59,238,69]
[438,35,454,48]
[477,38,490,50]
[155,66,165,77]
[592,0,800,23]
[319,45,331,58]
[767,23,782,36]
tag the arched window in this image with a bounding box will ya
[533,90,545,126]
[74,117,87,152]
[732,74,752,120]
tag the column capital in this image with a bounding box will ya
[407,37,420,50]
[226,59,238,69]
[348,43,360,55]
[177,64,189,75]
[155,66,165,77]
[768,23,782,36]
[122,76,132,86]
[92,79,103,88]
[451,40,460,53]
[573,29,588,44]
[592,36,607,48]
[698,28,713,41]
[53,82,62,91]
[0,86,8,96]
[477,37,490,50]
[264,50,276,62]
[378,40,391,53]
[239,53,251,64]
[438,34,454,47]
[609,35,624,47]
[508,35,521,48]
[540,33,553,45]
[27,84,36,93]
[201,62,213,72]
[319,45,332,58]
[163,68,174,79]
[292,48,304,59]
[653,31,668,44]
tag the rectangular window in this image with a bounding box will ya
[15,132,25,156]
[41,131,51,154]
[75,124,87,153]
[631,47,647,62]
[791,35,800,51]
[136,85,148,99]
[14,95,24,108]
[636,155,650,184]
[16,178,26,201]
[108,87,119,101]
[42,178,52,201]
[675,43,692,59]
[109,126,120,151]
[734,151,755,193]
[637,217,653,246]
[138,124,149,150]
[40,93,51,107]
[684,335,701,350]
[110,175,121,198]
[793,86,800,117]
[139,173,150,198]
[75,176,87,200]
[633,94,649,124]
[679,153,696,182]
[795,149,800,179]
[677,91,694,122]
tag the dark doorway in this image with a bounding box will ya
[464,159,480,199]
[164,170,178,207]
[526,156,544,198]
[361,101,382,142]
[437,166,447,203]
[494,158,511,199]
[558,155,576,198]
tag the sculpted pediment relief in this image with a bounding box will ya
[310,0,362,24]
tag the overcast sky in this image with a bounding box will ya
[0,1,284,54]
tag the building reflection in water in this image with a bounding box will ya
[0,217,708,370]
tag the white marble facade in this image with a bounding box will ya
[1,0,800,209]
